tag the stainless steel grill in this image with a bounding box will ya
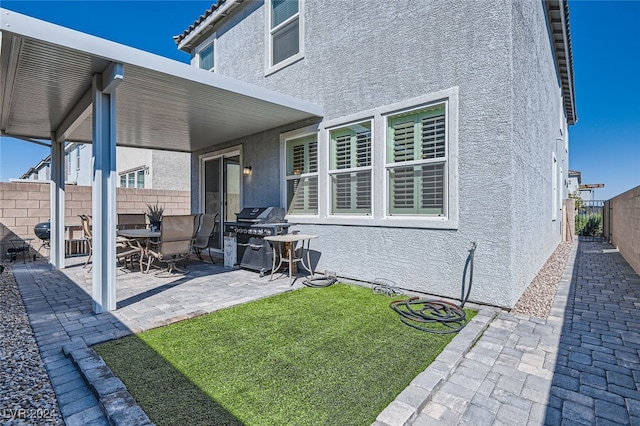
[224,207,290,276]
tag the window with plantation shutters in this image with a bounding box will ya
[329,121,372,215]
[286,134,318,214]
[386,104,447,216]
[268,0,302,70]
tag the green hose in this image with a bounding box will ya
[390,242,477,334]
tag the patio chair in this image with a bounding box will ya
[193,213,218,263]
[79,214,93,269]
[145,214,197,276]
[8,237,32,264]
[116,236,144,271]
[117,213,147,230]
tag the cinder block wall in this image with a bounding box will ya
[608,185,640,275]
[0,182,190,255]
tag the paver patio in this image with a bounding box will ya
[9,240,640,425]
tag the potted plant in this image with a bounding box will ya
[146,203,164,231]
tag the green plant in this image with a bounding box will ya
[145,203,164,224]
[576,213,602,236]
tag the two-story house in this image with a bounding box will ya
[174,0,576,308]
[19,143,191,190]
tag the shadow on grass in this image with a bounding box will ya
[94,335,243,426]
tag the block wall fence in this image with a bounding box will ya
[0,182,190,255]
[606,185,640,275]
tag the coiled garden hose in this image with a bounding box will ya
[302,275,338,288]
[390,242,477,334]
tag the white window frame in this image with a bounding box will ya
[266,0,304,75]
[119,167,146,189]
[195,33,216,72]
[284,87,459,229]
[75,146,81,171]
[384,103,448,218]
[327,120,374,216]
[65,150,71,177]
[280,125,319,216]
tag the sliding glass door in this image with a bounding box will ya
[202,150,241,251]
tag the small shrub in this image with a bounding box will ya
[576,213,602,236]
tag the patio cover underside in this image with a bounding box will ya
[0,8,323,313]
[0,9,323,151]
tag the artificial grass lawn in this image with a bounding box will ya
[94,284,476,426]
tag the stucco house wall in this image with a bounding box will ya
[150,149,191,191]
[508,0,568,303]
[188,0,571,307]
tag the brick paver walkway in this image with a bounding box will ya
[12,258,302,425]
[412,241,640,426]
[10,241,640,425]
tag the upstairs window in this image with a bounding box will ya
[386,104,447,216]
[197,39,215,72]
[285,134,317,215]
[268,0,303,72]
[329,121,372,215]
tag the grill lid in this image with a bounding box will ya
[235,207,285,223]
[34,221,51,240]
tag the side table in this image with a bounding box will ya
[264,234,318,285]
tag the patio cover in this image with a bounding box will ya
[0,9,323,313]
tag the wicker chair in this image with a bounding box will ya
[145,215,197,276]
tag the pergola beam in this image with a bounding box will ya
[54,87,92,143]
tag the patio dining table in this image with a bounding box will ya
[116,228,161,272]
[116,229,161,239]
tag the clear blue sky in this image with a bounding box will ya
[0,1,638,200]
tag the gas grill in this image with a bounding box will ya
[224,207,290,275]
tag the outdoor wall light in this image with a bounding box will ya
[243,166,252,176]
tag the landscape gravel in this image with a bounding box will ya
[0,262,63,426]
[511,241,573,319]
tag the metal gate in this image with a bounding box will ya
[576,200,606,241]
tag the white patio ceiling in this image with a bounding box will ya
[0,8,323,152]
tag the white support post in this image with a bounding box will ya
[49,132,65,269]
[91,69,120,313]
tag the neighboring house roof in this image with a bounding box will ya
[19,142,79,179]
[568,170,582,184]
[20,155,50,179]
[175,0,577,126]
